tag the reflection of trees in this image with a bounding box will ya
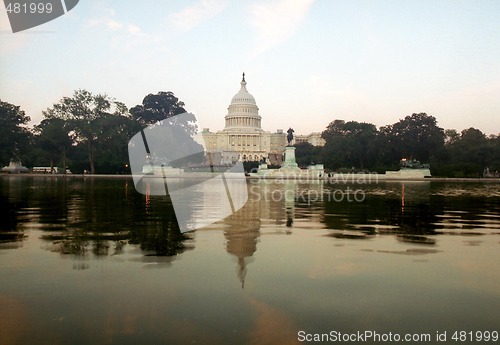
[0,178,31,248]
[128,205,194,256]
[322,181,500,236]
[44,185,195,258]
[5,176,499,272]
[45,230,129,256]
[0,194,25,247]
[322,182,442,235]
[0,177,195,261]
[0,176,70,245]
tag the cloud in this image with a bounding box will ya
[85,4,146,35]
[127,24,141,35]
[86,14,146,38]
[249,0,315,58]
[168,0,229,32]
[106,19,122,31]
[87,17,122,32]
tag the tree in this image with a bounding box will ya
[321,120,378,170]
[431,127,499,177]
[93,111,139,173]
[0,100,32,165]
[295,142,322,167]
[321,120,348,170]
[130,91,187,125]
[450,128,490,173]
[489,134,500,173]
[44,90,130,174]
[129,91,201,169]
[380,113,444,163]
[34,118,73,172]
[444,129,460,145]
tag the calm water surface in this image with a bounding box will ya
[1,176,499,344]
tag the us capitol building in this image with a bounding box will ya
[201,74,324,166]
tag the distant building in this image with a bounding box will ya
[294,132,325,146]
[201,74,324,166]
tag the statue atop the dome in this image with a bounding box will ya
[286,127,295,146]
[242,72,245,82]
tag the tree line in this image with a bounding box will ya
[1,89,499,177]
[1,89,186,174]
[296,114,499,177]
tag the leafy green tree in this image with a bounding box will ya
[34,118,73,172]
[489,134,500,173]
[321,120,348,170]
[130,91,198,142]
[431,128,499,177]
[452,128,489,165]
[130,91,202,168]
[321,120,378,170]
[130,91,187,125]
[44,90,130,174]
[295,142,322,167]
[449,128,490,176]
[93,111,139,173]
[0,100,32,165]
[444,129,460,145]
[380,113,444,163]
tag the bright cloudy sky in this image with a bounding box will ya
[1,0,499,135]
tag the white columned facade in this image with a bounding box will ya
[201,74,287,165]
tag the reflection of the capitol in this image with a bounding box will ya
[223,210,260,289]
[220,180,325,287]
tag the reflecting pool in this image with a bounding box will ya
[1,176,499,344]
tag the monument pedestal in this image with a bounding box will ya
[280,146,300,172]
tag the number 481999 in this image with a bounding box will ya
[452,331,498,342]
[6,2,53,14]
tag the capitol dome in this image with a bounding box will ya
[201,73,289,166]
[230,74,256,105]
[224,73,262,131]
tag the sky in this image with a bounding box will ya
[1,0,499,135]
